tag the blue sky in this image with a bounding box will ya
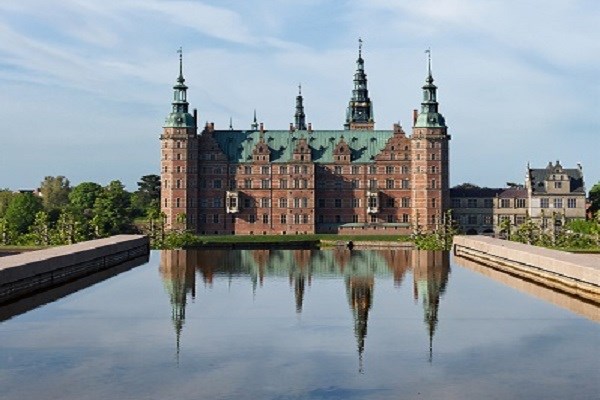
[0,0,598,191]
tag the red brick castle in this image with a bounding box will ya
[160,43,450,235]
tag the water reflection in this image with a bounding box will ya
[159,249,450,370]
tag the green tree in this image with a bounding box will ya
[68,182,103,239]
[589,182,600,217]
[52,210,84,245]
[0,217,14,245]
[91,180,132,237]
[4,193,43,234]
[0,189,15,218]
[131,174,161,217]
[40,176,71,212]
[30,211,51,245]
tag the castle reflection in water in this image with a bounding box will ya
[159,249,449,367]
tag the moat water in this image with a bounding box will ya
[0,249,598,399]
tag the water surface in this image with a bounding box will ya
[0,249,598,399]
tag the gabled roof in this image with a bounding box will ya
[529,167,585,194]
[208,129,397,164]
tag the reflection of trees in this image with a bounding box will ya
[412,251,450,362]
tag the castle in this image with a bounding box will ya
[160,43,450,235]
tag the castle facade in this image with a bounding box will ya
[160,44,450,235]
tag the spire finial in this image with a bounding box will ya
[229,117,233,130]
[251,109,258,130]
[177,47,183,80]
[425,48,432,80]
[298,83,302,96]
[358,37,363,58]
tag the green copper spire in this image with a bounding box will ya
[294,83,307,130]
[414,49,446,128]
[251,109,258,130]
[164,47,195,128]
[344,38,374,130]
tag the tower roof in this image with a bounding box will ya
[344,38,374,130]
[414,49,446,129]
[164,47,195,128]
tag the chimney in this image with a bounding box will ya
[193,108,198,128]
[412,109,418,126]
[308,122,312,132]
[289,122,294,132]
[210,122,215,131]
[259,122,264,133]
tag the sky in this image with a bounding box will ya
[0,0,598,191]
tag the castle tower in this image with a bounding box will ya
[411,50,450,231]
[344,38,375,131]
[160,49,198,231]
[294,84,307,131]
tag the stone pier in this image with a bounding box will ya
[453,236,600,303]
[0,235,149,305]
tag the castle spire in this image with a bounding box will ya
[344,38,374,130]
[251,109,258,130]
[164,47,194,128]
[294,83,307,130]
[414,49,446,128]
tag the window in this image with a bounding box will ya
[352,214,359,223]
[280,214,287,224]
[294,179,300,189]
[294,165,301,174]
[387,198,395,207]
[280,166,287,174]
[402,197,410,208]
[430,166,437,174]
[369,165,376,174]
[261,179,270,189]
[484,199,493,208]
[352,166,360,175]
[452,198,461,208]
[334,166,342,174]
[370,215,377,223]
[262,214,269,224]
[227,196,237,210]
[303,179,308,188]
[303,166,308,174]
[402,214,409,223]
[430,179,436,189]
[244,198,251,208]
[352,179,360,188]
[318,199,325,208]
[468,215,477,224]
[431,198,437,208]
[302,197,308,208]
[431,153,436,161]
[567,198,577,208]
[553,198,563,209]
[280,198,287,208]
[175,198,180,208]
[540,198,549,208]
[294,198,300,208]
[515,198,526,208]
[554,181,562,189]
[244,179,252,189]
[484,215,493,224]
[467,199,477,208]
[402,179,410,189]
[352,198,360,207]
[386,166,394,174]
[386,179,394,189]
[401,165,409,174]
[335,199,342,208]
[213,198,222,208]
[516,216,525,225]
[213,214,219,223]
[369,179,377,189]
[176,179,181,189]
[262,166,270,174]
[245,166,252,174]
[261,198,270,208]
[280,179,288,189]
[213,179,222,189]
[249,214,256,223]
[294,214,301,224]
[387,214,394,223]
[302,214,308,224]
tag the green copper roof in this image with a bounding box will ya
[414,112,446,128]
[164,112,195,128]
[210,129,396,163]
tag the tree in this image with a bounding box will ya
[131,174,161,217]
[589,182,600,217]
[4,193,43,234]
[40,176,71,212]
[30,211,50,245]
[452,183,480,189]
[0,189,15,218]
[68,182,103,239]
[91,180,132,237]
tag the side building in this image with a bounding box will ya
[449,187,503,234]
[160,43,451,235]
[493,161,586,234]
